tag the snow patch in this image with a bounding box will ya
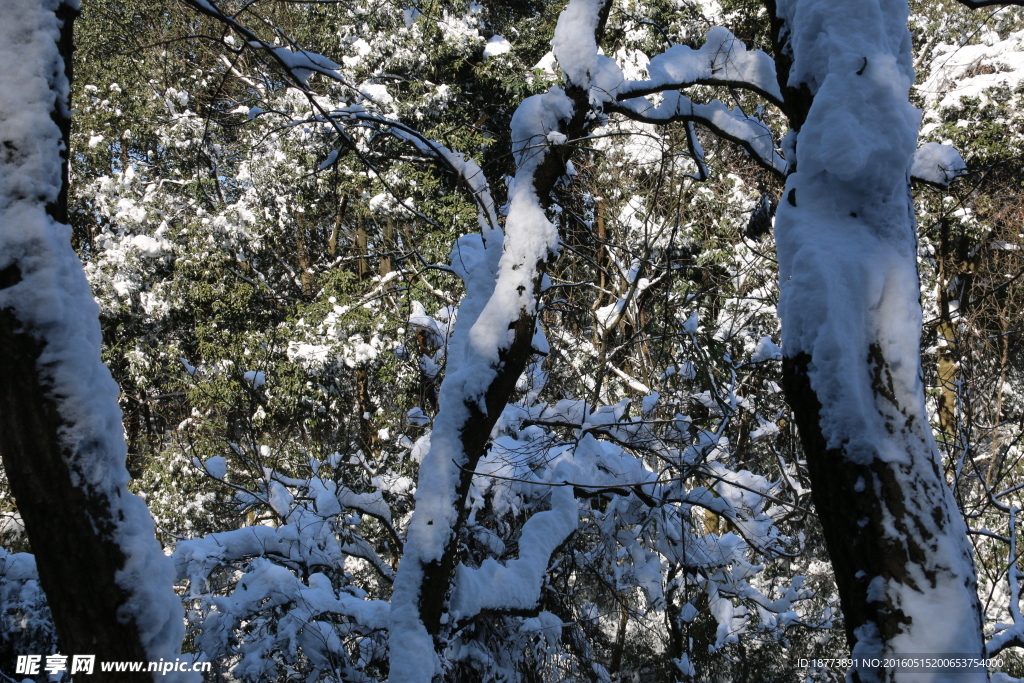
[483,35,512,59]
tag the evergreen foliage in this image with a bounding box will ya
[3,0,1024,681]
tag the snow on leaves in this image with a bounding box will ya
[13,0,1017,678]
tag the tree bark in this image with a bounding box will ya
[387,4,611,678]
[380,219,394,276]
[0,311,152,676]
[768,1,986,678]
[0,1,186,678]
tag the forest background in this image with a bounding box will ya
[2,0,1024,681]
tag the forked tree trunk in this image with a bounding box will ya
[768,1,986,679]
[0,1,186,679]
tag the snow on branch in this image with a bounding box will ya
[376,119,500,241]
[615,27,784,107]
[450,486,577,621]
[608,92,786,177]
[552,22,785,177]
[189,558,389,681]
[684,120,710,181]
[265,45,343,85]
[976,482,1024,657]
[181,0,350,91]
[986,508,1024,656]
[555,14,783,110]
[189,3,508,271]
[911,142,968,187]
[190,0,504,251]
[551,0,611,88]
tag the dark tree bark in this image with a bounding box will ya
[0,1,185,679]
[411,74,602,654]
[766,1,986,677]
[0,313,152,678]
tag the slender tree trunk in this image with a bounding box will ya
[295,215,314,298]
[387,4,611,678]
[609,593,630,677]
[356,367,377,453]
[0,1,187,678]
[356,219,370,281]
[768,1,986,678]
[328,195,347,257]
[380,219,394,276]
[935,218,958,441]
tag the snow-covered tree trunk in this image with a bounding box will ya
[387,2,611,679]
[768,1,987,678]
[0,0,189,678]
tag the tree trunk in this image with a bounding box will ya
[380,219,394,276]
[356,219,370,281]
[0,314,154,676]
[386,4,611,678]
[768,1,986,678]
[935,217,958,441]
[0,1,187,678]
[294,214,314,298]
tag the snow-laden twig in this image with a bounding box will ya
[987,507,1024,655]
[608,93,785,177]
[613,27,784,106]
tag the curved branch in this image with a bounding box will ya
[619,76,783,110]
[613,27,785,108]
[955,0,1024,6]
[607,94,785,178]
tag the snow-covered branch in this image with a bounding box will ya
[911,142,969,187]
[614,27,784,108]
[450,486,577,622]
[608,94,784,177]
[987,508,1024,656]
